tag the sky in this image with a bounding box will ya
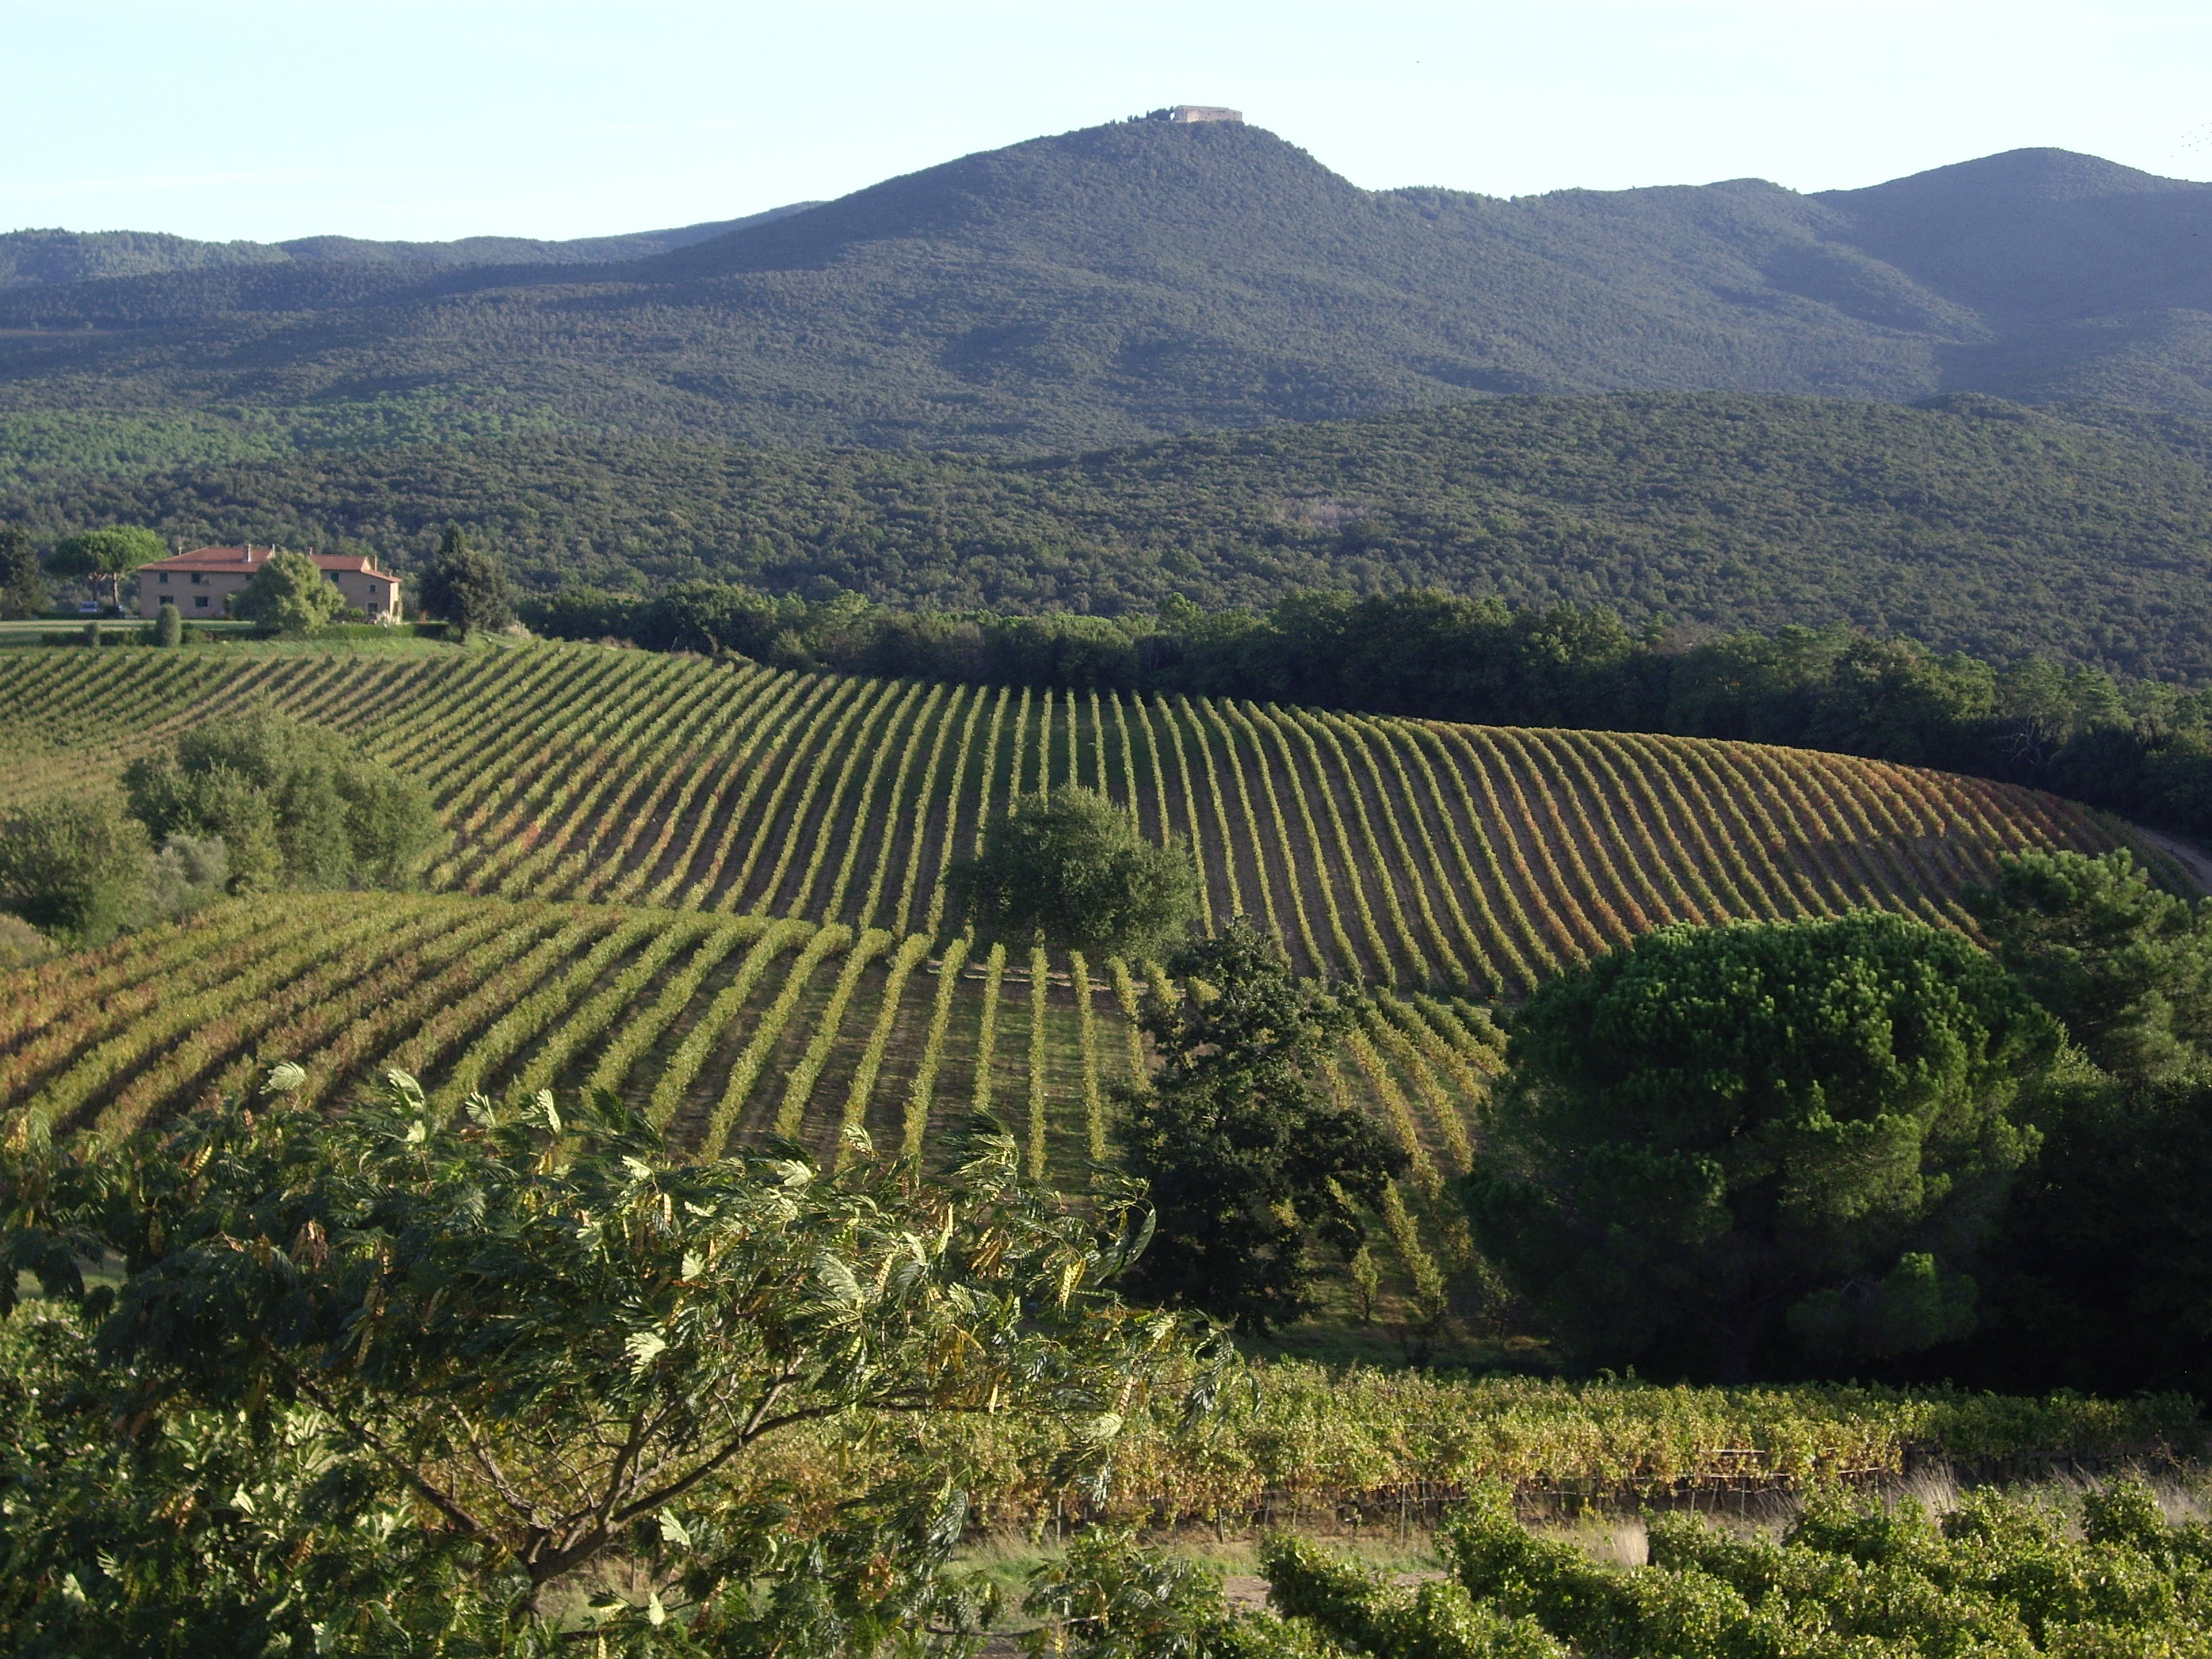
[4,0,2209,244]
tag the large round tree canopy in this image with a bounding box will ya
[1470,912,2060,1378]
[952,786,1196,960]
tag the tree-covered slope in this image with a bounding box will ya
[1,123,2210,449]
[16,393,2212,676]
[0,204,816,289]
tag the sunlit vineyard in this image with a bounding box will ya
[0,642,2149,990]
[0,640,2172,1329]
[0,889,1507,1326]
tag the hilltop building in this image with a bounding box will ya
[1148,105,1243,124]
[135,544,403,621]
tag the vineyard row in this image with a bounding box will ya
[0,890,1509,1325]
[0,645,2140,991]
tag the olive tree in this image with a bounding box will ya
[1466,912,2060,1379]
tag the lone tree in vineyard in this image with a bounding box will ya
[954,787,1196,960]
[1467,912,2062,1380]
[1118,922,1407,1335]
[417,524,515,640]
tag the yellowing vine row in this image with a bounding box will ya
[1,887,1502,1324]
[0,644,2146,991]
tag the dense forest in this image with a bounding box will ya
[14,392,2212,677]
[2,123,2211,454]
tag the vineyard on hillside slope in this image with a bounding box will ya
[0,890,1502,1330]
[0,643,2150,991]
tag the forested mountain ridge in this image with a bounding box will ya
[3,121,2211,451]
[0,203,819,289]
[17,392,2212,677]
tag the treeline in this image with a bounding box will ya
[526,580,2212,844]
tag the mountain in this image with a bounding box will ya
[1,121,2211,452]
[0,203,820,289]
[16,392,2212,679]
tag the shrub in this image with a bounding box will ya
[122,712,443,891]
[142,834,229,922]
[0,794,150,943]
[0,1071,1221,1652]
[152,600,182,647]
[0,914,52,969]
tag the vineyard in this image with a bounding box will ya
[0,643,2150,991]
[0,640,2169,1335]
[0,888,1511,1327]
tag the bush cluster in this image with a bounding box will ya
[0,712,440,946]
[121,710,440,892]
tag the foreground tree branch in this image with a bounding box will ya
[0,1067,1229,1651]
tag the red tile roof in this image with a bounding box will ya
[140,544,393,579]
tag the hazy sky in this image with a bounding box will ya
[5,0,2208,243]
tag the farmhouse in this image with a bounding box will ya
[135,544,403,622]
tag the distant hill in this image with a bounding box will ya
[1,123,2210,450]
[14,392,2212,678]
[0,203,819,289]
